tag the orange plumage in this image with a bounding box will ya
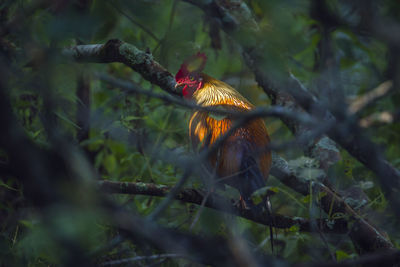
[176,54,271,206]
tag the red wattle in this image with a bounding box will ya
[182,85,190,98]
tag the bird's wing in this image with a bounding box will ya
[219,136,266,201]
[189,104,271,192]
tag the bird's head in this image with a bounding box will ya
[175,52,207,98]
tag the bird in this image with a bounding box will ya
[174,52,272,210]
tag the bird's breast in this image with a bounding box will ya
[188,108,271,181]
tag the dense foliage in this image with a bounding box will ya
[1,0,400,266]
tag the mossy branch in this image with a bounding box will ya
[63,39,178,96]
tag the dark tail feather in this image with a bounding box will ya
[241,195,274,254]
[265,195,274,254]
[240,156,265,199]
[239,156,274,253]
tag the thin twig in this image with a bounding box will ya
[189,187,212,230]
[359,110,399,127]
[349,80,393,114]
[109,3,161,42]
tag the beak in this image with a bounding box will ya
[175,82,184,89]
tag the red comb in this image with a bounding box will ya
[175,52,207,81]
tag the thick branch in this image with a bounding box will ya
[63,40,178,96]
[99,180,347,234]
[270,153,393,253]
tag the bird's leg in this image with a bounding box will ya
[239,196,248,210]
[233,196,251,210]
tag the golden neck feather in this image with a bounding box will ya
[192,74,253,109]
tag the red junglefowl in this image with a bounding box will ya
[175,53,272,209]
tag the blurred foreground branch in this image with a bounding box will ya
[110,208,279,267]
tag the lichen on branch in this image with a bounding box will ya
[63,39,178,96]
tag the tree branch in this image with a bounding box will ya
[270,153,393,253]
[98,180,347,234]
[63,40,178,96]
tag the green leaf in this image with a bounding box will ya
[336,250,352,261]
[250,186,278,204]
[317,191,327,200]
[250,186,268,205]
[54,111,81,129]
[301,195,311,204]
[123,115,142,121]
[104,155,117,174]
[0,180,18,191]
[19,220,34,229]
